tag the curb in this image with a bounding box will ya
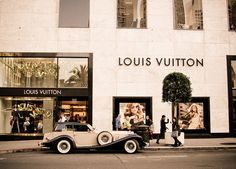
[1,146,236,154]
[145,146,236,151]
[0,148,41,154]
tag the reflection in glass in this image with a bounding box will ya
[228,0,236,30]
[117,0,146,28]
[58,58,88,88]
[174,0,203,30]
[0,58,58,88]
[0,56,89,88]
[59,0,90,28]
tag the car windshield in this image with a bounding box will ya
[86,124,95,131]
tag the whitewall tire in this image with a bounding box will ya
[56,139,72,154]
[124,140,138,154]
[97,131,113,145]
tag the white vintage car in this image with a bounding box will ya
[40,122,146,154]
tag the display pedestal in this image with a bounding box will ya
[164,132,185,145]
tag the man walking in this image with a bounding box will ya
[156,115,169,144]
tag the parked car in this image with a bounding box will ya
[39,122,146,154]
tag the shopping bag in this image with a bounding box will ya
[171,131,178,137]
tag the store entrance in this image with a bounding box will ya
[0,97,90,135]
[56,97,89,124]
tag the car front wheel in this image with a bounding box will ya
[124,139,138,154]
[56,139,72,154]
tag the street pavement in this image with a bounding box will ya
[0,137,236,154]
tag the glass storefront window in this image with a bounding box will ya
[59,0,90,28]
[0,97,89,134]
[117,0,147,28]
[231,61,236,89]
[58,58,88,88]
[113,97,152,131]
[0,56,88,88]
[0,53,92,135]
[0,97,54,134]
[0,57,58,88]
[174,0,203,30]
[228,0,236,30]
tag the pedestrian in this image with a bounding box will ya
[171,117,182,147]
[156,115,169,144]
[115,114,122,131]
[58,112,67,122]
[145,115,153,139]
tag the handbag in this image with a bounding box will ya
[171,131,178,137]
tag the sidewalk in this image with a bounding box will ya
[0,138,236,154]
[146,137,236,151]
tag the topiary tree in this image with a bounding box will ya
[162,72,192,118]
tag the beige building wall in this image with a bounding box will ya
[0,0,235,133]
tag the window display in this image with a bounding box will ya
[174,0,203,30]
[113,97,152,130]
[178,102,204,130]
[0,53,92,136]
[228,0,236,30]
[0,57,58,88]
[231,61,236,88]
[0,56,88,88]
[9,100,53,134]
[177,97,210,133]
[58,58,88,88]
[117,0,147,28]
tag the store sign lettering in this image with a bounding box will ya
[23,89,62,95]
[16,103,52,119]
[118,57,204,67]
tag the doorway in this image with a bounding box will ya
[56,97,89,124]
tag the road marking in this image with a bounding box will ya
[136,155,188,159]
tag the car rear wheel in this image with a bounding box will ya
[124,139,138,154]
[56,139,72,154]
[97,131,113,145]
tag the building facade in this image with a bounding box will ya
[0,0,236,137]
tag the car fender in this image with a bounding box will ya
[90,134,146,150]
[45,135,76,149]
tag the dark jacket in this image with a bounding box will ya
[146,119,153,126]
[172,121,181,136]
[160,118,169,132]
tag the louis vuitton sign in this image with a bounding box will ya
[0,88,88,97]
[118,57,204,67]
[23,89,62,95]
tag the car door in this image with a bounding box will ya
[73,124,98,147]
